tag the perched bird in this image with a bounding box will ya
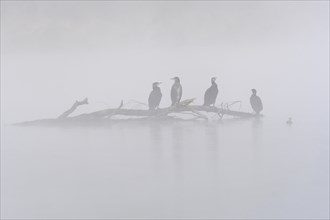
[204,77,218,106]
[148,82,162,110]
[170,77,182,106]
[286,117,293,125]
[250,89,263,114]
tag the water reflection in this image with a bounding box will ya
[252,116,263,146]
[148,122,163,174]
[204,122,220,179]
[251,116,263,172]
[170,122,184,217]
[171,122,184,178]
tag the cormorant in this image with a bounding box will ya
[170,77,182,106]
[204,77,218,106]
[148,82,162,110]
[250,89,263,114]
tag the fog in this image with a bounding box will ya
[2,1,329,123]
[1,1,329,219]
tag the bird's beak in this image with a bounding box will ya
[158,82,162,85]
[170,78,175,80]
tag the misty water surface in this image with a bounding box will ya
[1,116,329,219]
[1,1,329,219]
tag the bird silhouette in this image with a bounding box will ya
[286,117,293,125]
[250,89,263,114]
[170,77,182,106]
[204,77,218,106]
[148,82,162,110]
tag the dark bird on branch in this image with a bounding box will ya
[170,77,182,106]
[250,89,263,115]
[148,82,162,110]
[203,77,218,106]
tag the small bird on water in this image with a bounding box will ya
[250,89,263,115]
[286,117,293,125]
[203,77,218,106]
[148,82,162,110]
[170,77,182,106]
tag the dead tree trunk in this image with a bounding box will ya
[58,98,88,119]
[68,99,255,119]
[15,98,257,126]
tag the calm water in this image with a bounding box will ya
[1,117,329,219]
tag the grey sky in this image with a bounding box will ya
[1,1,329,122]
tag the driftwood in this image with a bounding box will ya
[75,105,255,118]
[15,98,257,126]
[59,98,255,120]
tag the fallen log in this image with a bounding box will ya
[15,98,257,126]
[71,105,255,119]
[62,99,255,120]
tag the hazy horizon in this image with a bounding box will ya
[1,1,329,123]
